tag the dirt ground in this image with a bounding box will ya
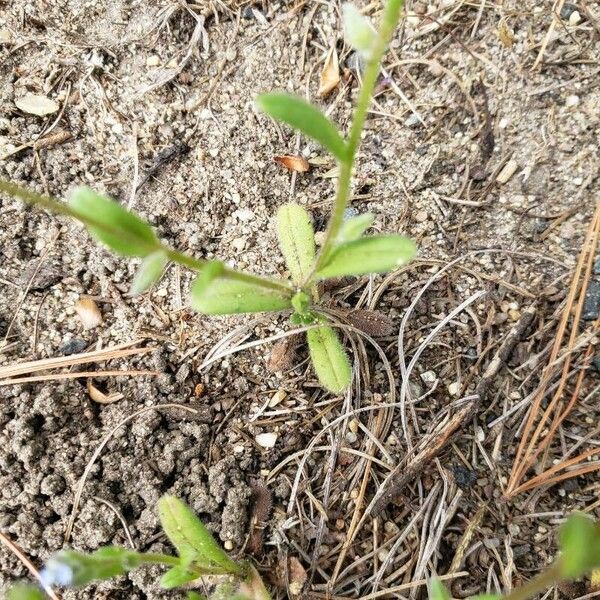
[1,0,599,598]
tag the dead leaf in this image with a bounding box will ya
[288,557,307,597]
[15,94,59,116]
[267,333,303,372]
[318,45,340,97]
[274,155,310,172]
[498,19,514,48]
[87,380,124,404]
[342,309,394,337]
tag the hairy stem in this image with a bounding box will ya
[0,179,293,295]
[502,563,563,600]
[312,0,405,274]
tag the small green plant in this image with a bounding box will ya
[8,496,271,600]
[430,513,600,600]
[0,0,414,394]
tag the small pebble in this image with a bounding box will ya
[255,432,278,448]
[415,210,428,223]
[569,10,582,25]
[447,381,460,396]
[420,370,437,384]
[314,231,326,246]
[582,280,600,320]
[231,237,246,252]
[565,94,580,107]
[224,540,234,551]
[146,55,160,67]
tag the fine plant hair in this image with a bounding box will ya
[0,0,414,394]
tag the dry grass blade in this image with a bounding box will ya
[0,369,158,387]
[505,202,600,498]
[0,340,151,381]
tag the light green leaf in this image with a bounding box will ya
[317,235,416,279]
[307,326,351,393]
[40,547,145,587]
[69,187,158,257]
[187,593,207,600]
[7,584,45,600]
[256,93,348,162]
[559,512,600,579]
[470,595,501,600]
[337,213,374,243]
[158,496,241,575]
[190,267,292,315]
[277,203,316,285]
[428,578,451,600]
[160,565,198,589]
[291,291,311,315]
[131,250,168,295]
[343,4,376,58]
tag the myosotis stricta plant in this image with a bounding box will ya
[0,0,414,394]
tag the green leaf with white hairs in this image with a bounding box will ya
[158,496,242,575]
[559,513,600,579]
[131,250,168,295]
[317,235,416,279]
[277,203,316,285]
[343,4,376,58]
[160,565,199,589]
[69,187,158,257]
[256,93,348,162]
[40,547,146,587]
[428,579,451,600]
[7,585,45,600]
[337,212,374,243]
[190,263,292,315]
[307,325,351,393]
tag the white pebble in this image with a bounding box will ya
[256,432,278,448]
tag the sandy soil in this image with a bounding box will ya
[1,1,599,599]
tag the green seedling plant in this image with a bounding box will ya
[8,496,271,600]
[0,0,415,394]
[430,513,600,600]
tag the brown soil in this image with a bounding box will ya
[1,1,599,599]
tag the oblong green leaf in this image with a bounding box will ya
[160,565,198,589]
[317,235,416,279]
[343,4,376,58]
[158,496,241,575]
[256,93,348,162]
[307,326,351,393]
[337,212,374,243]
[190,268,292,315]
[69,187,158,257]
[40,547,145,587]
[277,203,316,285]
[428,578,451,600]
[559,512,600,579]
[131,250,168,295]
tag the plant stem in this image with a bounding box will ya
[312,0,405,275]
[502,563,563,600]
[0,179,293,296]
[138,553,181,567]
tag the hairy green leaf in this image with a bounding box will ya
[190,267,292,315]
[7,584,45,600]
[39,547,145,587]
[291,291,311,315]
[317,235,416,279]
[186,593,207,600]
[256,93,348,162]
[277,203,316,285]
[428,579,451,600]
[131,250,168,295]
[158,496,241,575]
[559,513,600,579]
[307,326,351,393]
[69,187,158,257]
[343,4,376,58]
[337,213,374,243]
[160,565,198,589]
